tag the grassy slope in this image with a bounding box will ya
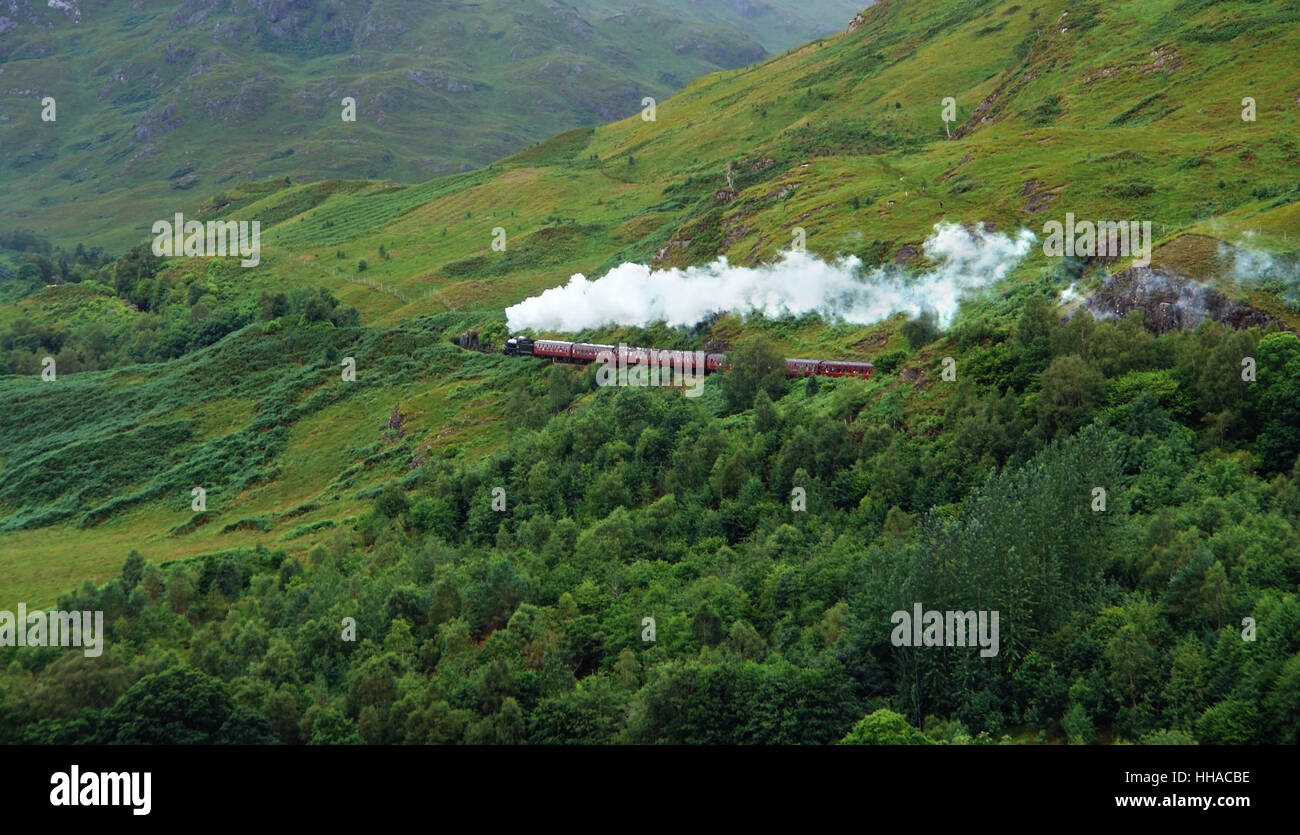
[0,0,863,250]
[2,0,1299,604]
[163,0,1300,322]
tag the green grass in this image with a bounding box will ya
[2,0,1299,604]
[0,313,519,604]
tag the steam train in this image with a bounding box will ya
[503,336,874,379]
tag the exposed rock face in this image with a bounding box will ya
[894,244,919,265]
[47,0,80,24]
[1021,178,1062,213]
[1083,266,1277,334]
[386,404,405,435]
[132,102,183,142]
[847,7,872,32]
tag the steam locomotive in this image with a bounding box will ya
[503,336,874,379]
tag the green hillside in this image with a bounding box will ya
[1,0,1299,746]
[0,0,862,250]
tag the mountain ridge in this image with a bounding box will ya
[0,0,864,249]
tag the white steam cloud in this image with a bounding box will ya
[1058,281,1085,307]
[505,222,1037,333]
[1218,236,1300,311]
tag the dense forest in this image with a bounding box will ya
[3,252,1298,744]
[0,237,361,375]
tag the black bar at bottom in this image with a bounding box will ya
[4,744,1280,822]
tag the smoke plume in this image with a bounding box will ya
[1219,236,1300,311]
[505,222,1037,333]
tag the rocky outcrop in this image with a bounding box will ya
[1083,266,1278,334]
[847,2,880,33]
[132,102,184,143]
